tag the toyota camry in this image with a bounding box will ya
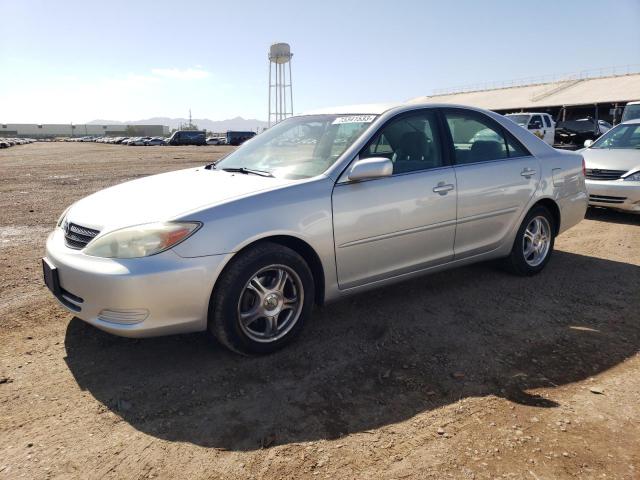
[43,103,588,354]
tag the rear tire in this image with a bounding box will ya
[208,242,315,355]
[504,205,555,276]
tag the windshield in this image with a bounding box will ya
[214,114,376,179]
[506,114,530,125]
[591,123,640,149]
[622,104,640,122]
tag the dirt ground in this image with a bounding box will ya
[1,142,639,480]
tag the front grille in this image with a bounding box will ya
[585,169,626,181]
[64,222,100,249]
[589,194,627,204]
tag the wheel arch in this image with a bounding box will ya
[214,235,326,306]
[531,197,561,235]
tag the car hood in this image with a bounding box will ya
[582,148,640,174]
[66,167,294,232]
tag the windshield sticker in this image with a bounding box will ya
[332,115,376,125]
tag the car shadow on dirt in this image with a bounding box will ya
[64,251,640,451]
[586,207,640,225]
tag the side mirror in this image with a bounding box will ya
[584,139,594,148]
[347,157,393,181]
[529,122,542,130]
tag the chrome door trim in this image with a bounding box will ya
[452,155,536,169]
[455,206,519,225]
[337,218,458,249]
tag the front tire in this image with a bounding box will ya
[505,205,555,276]
[208,242,315,355]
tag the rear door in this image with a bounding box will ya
[442,108,540,259]
[332,109,457,289]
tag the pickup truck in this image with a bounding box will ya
[622,101,640,122]
[505,112,555,145]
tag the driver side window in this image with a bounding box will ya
[529,115,543,129]
[361,111,443,174]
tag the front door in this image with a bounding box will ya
[441,108,540,259]
[542,114,555,145]
[528,114,546,142]
[332,110,457,289]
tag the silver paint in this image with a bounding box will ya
[44,103,588,338]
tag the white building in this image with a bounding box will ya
[0,123,170,138]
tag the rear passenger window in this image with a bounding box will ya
[444,111,508,164]
[543,115,552,128]
[505,131,530,158]
[443,110,530,164]
[362,111,443,174]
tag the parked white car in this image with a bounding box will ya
[43,103,587,354]
[207,136,227,145]
[582,119,640,213]
[505,112,555,145]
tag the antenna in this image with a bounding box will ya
[268,42,293,128]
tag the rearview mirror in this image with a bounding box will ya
[348,157,393,181]
[584,139,594,148]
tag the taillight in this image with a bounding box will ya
[582,158,586,177]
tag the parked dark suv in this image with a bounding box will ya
[554,118,612,149]
[167,130,206,146]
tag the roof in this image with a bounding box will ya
[409,73,640,110]
[301,103,399,115]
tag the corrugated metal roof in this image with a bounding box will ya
[409,73,640,110]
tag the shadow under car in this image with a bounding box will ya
[64,250,640,451]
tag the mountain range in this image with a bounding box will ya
[88,116,268,132]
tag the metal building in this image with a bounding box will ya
[0,123,170,139]
[409,67,640,125]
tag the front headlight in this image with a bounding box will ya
[83,222,201,259]
[57,206,72,228]
[624,171,640,182]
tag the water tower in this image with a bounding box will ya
[268,42,293,127]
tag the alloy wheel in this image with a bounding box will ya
[237,265,304,343]
[522,216,551,267]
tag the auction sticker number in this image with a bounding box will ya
[332,115,376,125]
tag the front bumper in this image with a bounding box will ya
[44,228,231,337]
[586,179,640,213]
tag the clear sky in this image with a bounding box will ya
[1,0,639,123]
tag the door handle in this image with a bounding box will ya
[520,168,536,178]
[433,182,454,195]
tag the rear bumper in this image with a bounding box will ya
[44,228,232,337]
[586,180,640,213]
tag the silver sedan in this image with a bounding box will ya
[43,103,587,354]
[582,119,640,213]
